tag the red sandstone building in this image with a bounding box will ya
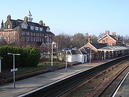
[0,12,54,51]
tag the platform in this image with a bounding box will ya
[0,61,109,97]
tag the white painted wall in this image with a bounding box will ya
[67,54,87,63]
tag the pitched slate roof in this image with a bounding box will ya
[98,34,117,42]
[11,19,44,28]
[80,48,88,54]
[91,43,107,49]
[10,19,42,27]
[80,47,95,55]
[71,50,82,55]
[109,35,117,40]
[6,19,54,35]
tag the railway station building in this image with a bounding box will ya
[80,31,129,61]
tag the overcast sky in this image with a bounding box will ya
[0,0,129,36]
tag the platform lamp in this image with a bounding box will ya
[51,42,56,71]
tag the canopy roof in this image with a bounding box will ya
[98,46,129,51]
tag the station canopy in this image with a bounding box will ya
[98,46,129,52]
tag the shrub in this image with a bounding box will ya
[23,46,41,67]
[0,46,41,70]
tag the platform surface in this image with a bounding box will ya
[0,60,109,97]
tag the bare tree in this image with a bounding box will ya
[54,33,72,50]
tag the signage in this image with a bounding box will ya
[11,68,18,72]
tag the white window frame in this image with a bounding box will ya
[46,27,50,32]
[40,27,43,31]
[21,23,28,29]
[35,27,39,31]
[8,25,11,29]
[30,26,34,30]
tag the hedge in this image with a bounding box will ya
[0,46,41,70]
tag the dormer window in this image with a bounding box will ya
[40,27,43,31]
[7,25,11,29]
[21,23,28,29]
[35,27,39,31]
[30,26,34,30]
[46,27,50,32]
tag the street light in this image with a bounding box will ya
[87,48,91,63]
[65,50,68,71]
[8,53,20,88]
[89,49,92,63]
[51,42,56,68]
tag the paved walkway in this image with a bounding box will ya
[0,60,109,97]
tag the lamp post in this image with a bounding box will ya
[65,50,68,71]
[89,49,91,63]
[51,42,56,69]
[0,57,3,73]
[87,48,91,63]
[8,53,20,88]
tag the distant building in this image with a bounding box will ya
[80,31,129,61]
[0,12,54,51]
[98,31,123,46]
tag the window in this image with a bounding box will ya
[46,27,50,32]
[21,32,25,35]
[36,33,38,36]
[8,25,11,29]
[26,32,29,36]
[31,33,33,36]
[31,38,33,42]
[46,37,49,43]
[35,27,39,31]
[30,26,34,30]
[102,40,105,43]
[40,27,43,31]
[41,33,43,36]
[34,33,36,36]
[22,37,25,41]
[40,38,42,42]
[21,23,28,29]
[42,38,44,41]
[26,37,29,41]
[37,33,39,36]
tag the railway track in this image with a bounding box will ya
[99,64,129,97]
[19,55,129,97]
